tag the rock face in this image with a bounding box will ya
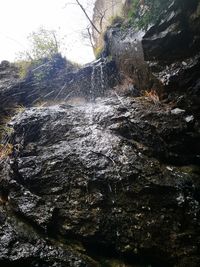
[105,27,152,91]
[0,61,21,123]
[92,0,125,51]
[0,61,19,90]
[0,0,200,266]
[142,0,200,111]
[0,95,200,267]
[103,0,200,99]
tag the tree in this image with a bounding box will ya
[65,0,113,52]
[19,27,60,61]
[16,27,63,79]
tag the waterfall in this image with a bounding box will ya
[90,59,106,101]
[100,59,105,95]
[90,65,96,101]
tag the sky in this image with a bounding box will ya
[0,0,95,64]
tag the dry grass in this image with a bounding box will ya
[144,89,160,103]
[0,143,13,161]
[14,104,26,113]
[0,125,14,161]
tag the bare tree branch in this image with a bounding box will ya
[75,0,101,34]
[86,27,95,50]
[98,8,108,31]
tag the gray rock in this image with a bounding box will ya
[171,108,185,115]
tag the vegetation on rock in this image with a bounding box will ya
[16,27,64,79]
[19,26,60,61]
[127,0,173,29]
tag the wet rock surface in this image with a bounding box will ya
[0,55,118,123]
[142,0,200,63]
[142,0,200,116]
[0,204,92,267]
[0,96,200,266]
[104,0,200,111]
[105,27,152,91]
[0,0,200,266]
[0,61,21,123]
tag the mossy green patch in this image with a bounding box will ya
[127,0,173,30]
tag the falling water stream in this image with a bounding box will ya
[100,59,105,95]
[90,64,96,102]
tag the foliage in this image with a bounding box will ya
[107,55,113,62]
[15,60,32,79]
[0,143,13,160]
[14,104,26,114]
[16,27,62,78]
[19,27,60,61]
[0,106,26,161]
[0,125,14,136]
[94,45,104,59]
[16,27,80,81]
[128,0,173,29]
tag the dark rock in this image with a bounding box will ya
[142,0,200,118]
[0,61,19,93]
[0,0,200,266]
[143,0,200,62]
[0,205,93,267]
[105,27,152,91]
[0,96,199,266]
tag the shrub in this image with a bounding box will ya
[19,27,60,61]
[15,60,32,79]
[16,27,63,78]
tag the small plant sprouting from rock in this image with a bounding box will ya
[15,60,32,79]
[0,143,13,161]
[14,104,26,114]
[0,124,14,161]
[144,89,159,103]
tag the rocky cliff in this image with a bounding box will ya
[92,0,126,53]
[0,0,200,266]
